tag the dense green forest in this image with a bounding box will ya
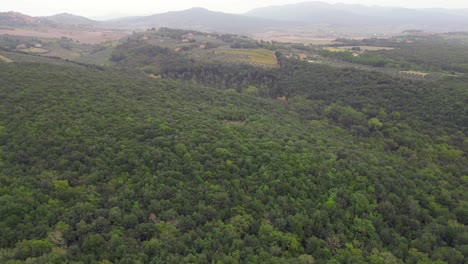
[0,31,467,263]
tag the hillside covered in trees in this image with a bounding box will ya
[0,29,467,263]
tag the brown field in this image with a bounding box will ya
[0,27,126,44]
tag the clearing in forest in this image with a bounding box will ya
[340,46,395,51]
[44,48,82,60]
[0,54,13,62]
[216,49,278,66]
[324,46,394,52]
[399,70,430,77]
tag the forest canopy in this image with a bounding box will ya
[0,29,467,264]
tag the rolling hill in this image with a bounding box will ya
[0,45,466,263]
[0,11,98,29]
[45,13,97,26]
[105,7,303,33]
[0,11,47,27]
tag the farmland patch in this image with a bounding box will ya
[216,49,277,66]
[0,54,13,62]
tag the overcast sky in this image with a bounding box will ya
[2,0,468,18]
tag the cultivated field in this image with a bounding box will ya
[339,46,395,51]
[75,46,116,66]
[23,47,48,53]
[44,48,81,60]
[216,49,277,66]
[253,33,338,45]
[0,50,86,68]
[399,70,430,77]
[323,47,346,52]
[0,28,125,44]
[0,54,13,62]
[324,46,394,52]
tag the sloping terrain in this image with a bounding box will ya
[0,51,466,263]
[45,13,97,26]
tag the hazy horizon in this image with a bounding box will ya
[1,0,468,19]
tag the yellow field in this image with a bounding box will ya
[217,49,277,66]
[399,71,429,77]
[325,46,394,52]
[340,46,394,51]
[148,74,161,79]
[323,47,345,52]
[24,47,49,54]
[0,54,13,63]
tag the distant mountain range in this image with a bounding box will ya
[246,2,468,31]
[0,9,301,34]
[1,2,468,34]
[102,7,302,33]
